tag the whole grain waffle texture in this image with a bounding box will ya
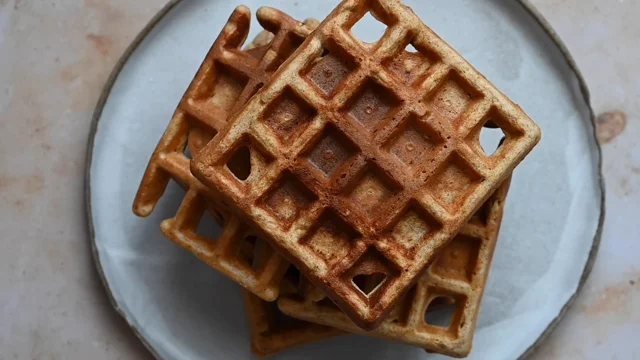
[132,6,319,301]
[278,177,511,357]
[191,0,540,329]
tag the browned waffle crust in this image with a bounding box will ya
[192,0,540,329]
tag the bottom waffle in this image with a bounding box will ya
[241,256,342,356]
[277,177,512,358]
[244,289,342,357]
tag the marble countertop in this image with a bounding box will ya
[1,0,637,359]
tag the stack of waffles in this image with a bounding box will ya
[133,0,540,357]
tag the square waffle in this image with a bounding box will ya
[278,178,511,357]
[132,6,319,301]
[192,0,540,328]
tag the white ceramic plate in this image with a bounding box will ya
[86,0,604,359]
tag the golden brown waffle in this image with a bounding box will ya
[191,0,540,328]
[278,178,512,357]
[132,6,318,301]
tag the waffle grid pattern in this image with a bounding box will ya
[192,0,539,328]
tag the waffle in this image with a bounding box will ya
[191,0,540,328]
[278,177,512,357]
[132,6,319,301]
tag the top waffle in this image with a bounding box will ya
[192,0,540,329]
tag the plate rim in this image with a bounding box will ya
[83,1,606,359]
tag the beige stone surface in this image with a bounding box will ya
[0,0,637,359]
